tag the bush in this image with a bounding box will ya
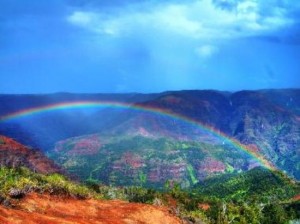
[0,167,96,204]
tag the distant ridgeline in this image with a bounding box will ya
[0,89,299,186]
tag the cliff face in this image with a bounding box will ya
[0,135,61,174]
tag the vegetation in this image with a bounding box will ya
[50,135,255,189]
[196,167,298,202]
[0,167,96,205]
[0,166,299,223]
[86,167,300,224]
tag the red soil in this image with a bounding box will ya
[0,136,28,153]
[0,136,61,174]
[0,193,181,224]
[199,157,226,173]
[198,203,210,211]
[293,194,300,201]
[122,152,145,169]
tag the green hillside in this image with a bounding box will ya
[49,134,261,189]
[1,165,299,224]
[196,167,299,202]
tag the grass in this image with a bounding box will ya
[0,166,99,203]
[187,164,198,185]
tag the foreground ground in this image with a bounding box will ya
[0,193,181,224]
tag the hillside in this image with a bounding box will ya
[0,136,299,223]
[0,166,181,224]
[0,135,60,174]
[49,134,260,189]
[0,137,181,224]
[195,167,299,201]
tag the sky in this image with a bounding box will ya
[0,0,299,93]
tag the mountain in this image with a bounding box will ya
[47,89,300,185]
[228,90,300,179]
[0,135,61,174]
[49,134,261,189]
[0,89,299,183]
[110,89,300,179]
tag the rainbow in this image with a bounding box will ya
[0,100,275,170]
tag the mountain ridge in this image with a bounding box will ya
[0,89,299,181]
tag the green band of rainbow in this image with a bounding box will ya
[0,100,275,170]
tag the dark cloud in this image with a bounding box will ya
[254,23,300,45]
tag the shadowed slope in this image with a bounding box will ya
[0,135,61,174]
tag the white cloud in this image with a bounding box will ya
[195,45,219,58]
[66,0,295,40]
[67,11,95,27]
[152,5,202,36]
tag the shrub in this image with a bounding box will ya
[0,167,96,204]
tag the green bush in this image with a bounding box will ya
[0,167,97,202]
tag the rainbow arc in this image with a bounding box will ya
[0,101,276,170]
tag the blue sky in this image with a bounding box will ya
[0,0,299,93]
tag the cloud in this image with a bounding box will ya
[67,11,94,26]
[195,45,219,58]
[66,0,297,40]
[1,0,299,93]
[66,5,203,37]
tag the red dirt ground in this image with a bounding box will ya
[0,193,181,224]
[293,194,300,201]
